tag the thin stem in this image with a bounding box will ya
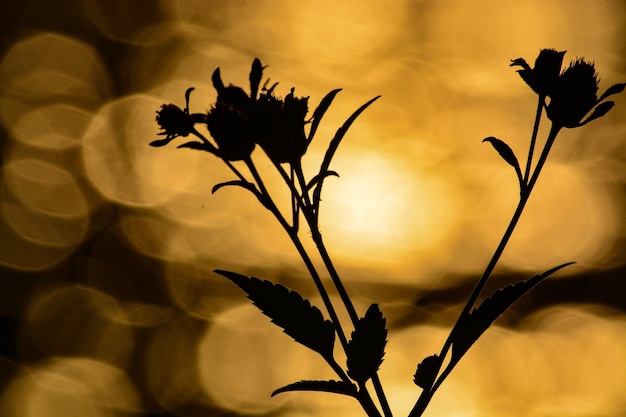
[243,158,351,351]
[523,95,546,184]
[247,158,384,417]
[408,123,562,417]
[291,166,393,417]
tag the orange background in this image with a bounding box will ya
[1,1,626,416]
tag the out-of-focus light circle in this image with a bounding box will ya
[0,156,90,270]
[0,357,139,417]
[145,314,206,411]
[25,285,134,366]
[82,94,200,207]
[4,158,88,220]
[12,104,92,150]
[0,33,110,127]
[197,303,333,414]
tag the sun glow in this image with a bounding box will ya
[320,150,457,271]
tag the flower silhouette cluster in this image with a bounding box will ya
[511,49,625,128]
[152,58,310,164]
[151,52,623,417]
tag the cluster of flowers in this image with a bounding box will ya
[151,58,309,164]
[511,48,624,128]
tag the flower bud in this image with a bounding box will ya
[511,48,566,97]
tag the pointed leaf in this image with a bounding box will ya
[306,170,339,191]
[271,380,357,397]
[580,101,615,126]
[483,137,523,184]
[599,83,626,101]
[313,95,380,212]
[149,137,175,147]
[307,88,342,144]
[346,303,388,383]
[214,270,336,359]
[212,68,224,93]
[249,58,264,100]
[177,141,218,154]
[413,354,442,389]
[212,180,258,195]
[451,262,575,364]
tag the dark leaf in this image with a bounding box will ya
[451,262,575,364]
[214,270,336,360]
[149,137,174,147]
[307,88,342,144]
[271,380,357,397]
[581,101,615,126]
[599,83,626,101]
[211,180,258,195]
[413,354,442,389]
[212,68,224,93]
[249,58,264,100]
[483,137,523,185]
[346,303,388,383]
[306,170,340,191]
[312,96,380,212]
[177,141,218,154]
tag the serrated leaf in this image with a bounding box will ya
[211,180,258,195]
[451,262,574,364]
[307,88,342,144]
[271,380,357,397]
[214,270,336,360]
[413,354,442,389]
[483,137,523,185]
[346,303,388,383]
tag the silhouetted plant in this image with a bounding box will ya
[151,51,624,417]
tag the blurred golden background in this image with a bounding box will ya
[1,1,626,416]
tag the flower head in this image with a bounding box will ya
[151,88,204,147]
[511,48,566,97]
[547,58,625,128]
[207,73,256,160]
[205,61,263,161]
[254,86,309,164]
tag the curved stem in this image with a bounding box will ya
[408,123,562,417]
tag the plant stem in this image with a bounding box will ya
[243,158,351,351]
[408,123,561,417]
[523,95,546,184]
[249,159,384,417]
[291,166,393,417]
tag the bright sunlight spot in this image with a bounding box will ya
[321,151,456,271]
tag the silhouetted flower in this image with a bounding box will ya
[205,63,259,161]
[254,86,309,164]
[547,59,625,128]
[151,88,204,147]
[511,48,566,97]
